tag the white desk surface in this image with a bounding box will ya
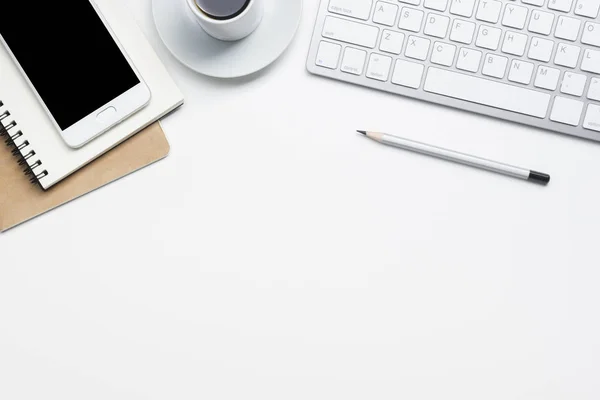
[2,1,599,398]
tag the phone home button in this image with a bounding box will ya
[96,106,117,124]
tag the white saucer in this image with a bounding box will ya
[152,0,303,78]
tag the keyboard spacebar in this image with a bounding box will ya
[424,68,551,119]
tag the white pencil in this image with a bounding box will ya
[358,130,550,185]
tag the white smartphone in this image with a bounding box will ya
[0,0,151,148]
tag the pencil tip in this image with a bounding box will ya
[357,130,366,135]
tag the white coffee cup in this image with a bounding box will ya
[185,0,264,42]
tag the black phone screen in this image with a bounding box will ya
[0,1,140,130]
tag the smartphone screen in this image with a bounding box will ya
[0,1,140,131]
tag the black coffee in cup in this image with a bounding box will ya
[194,0,251,20]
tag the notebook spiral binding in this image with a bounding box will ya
[0,100,48,187]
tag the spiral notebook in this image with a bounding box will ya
[0,0,183,191]
[0,122,170,232]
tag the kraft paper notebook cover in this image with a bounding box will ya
[0,0,183,190]
[0,122,169,232]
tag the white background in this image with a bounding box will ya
[2,0,600,399]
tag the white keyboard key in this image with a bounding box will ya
[502,4,528,30]
[366,53,393,80]
[392,59,425,88]
[574,0,600,18]
[555,16,581,41]
[399,7,424,32]
[449,0,476,17]
[583,104,600,132]
[373,1,399,26]
[405,35,431,59]
[581,49,600,73]
[561,72,587,96]
[529,10,555,36]
[502,31,528,56]
[315,41,342,69]
[550,96,584,125]
[379,29,405,54]
[476,25,502,50]
[528,37,554,62]
[424,67,551,118]
[322,16,380,48]
[535,66,561,90]
[522,0,545,5]
[424,0,448,11]
[424,14,450,37]
[548,0,574,12]
[328,0,373,20]
[581,22,600,47]
[508,60,535,84]
[476,0,502,23]
[450,19,476,43]
[589,78,600,101]
[456,47,482,72]
[341,47,368,74]
[482,53,508,78]
[554,43,581,68]
[399,0,421,4]
[431,42,457,65]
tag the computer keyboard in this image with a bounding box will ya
[306,0,600,141]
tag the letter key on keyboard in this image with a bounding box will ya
[308,0,600,140]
